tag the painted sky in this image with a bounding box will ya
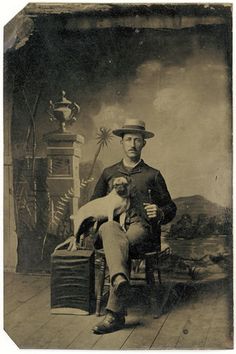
[79,47,231,207]
[10,24,231,208]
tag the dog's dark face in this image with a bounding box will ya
[111,176,131,197]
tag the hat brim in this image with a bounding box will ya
[112,128,154,139]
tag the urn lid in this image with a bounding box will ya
[54,91,72,106]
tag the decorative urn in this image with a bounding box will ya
[48,91,80,132]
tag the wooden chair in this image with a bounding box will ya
[95,247,171,318]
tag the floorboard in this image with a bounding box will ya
[46,314,94,349]
[151,302,193,349]
[67,315,104,349]
[205,326,233,349]
[175,292,219,349]
[4,281,50,331]
[120,312,168,350]
[150,283,216,349]
[4,273,232,350]
[205,293,233,349]
[4,275,49,315]
[22,314,83,349]
[4,272,18,287]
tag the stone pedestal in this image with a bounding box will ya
[44,132,84,235]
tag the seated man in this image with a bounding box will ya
[89,119,177,334]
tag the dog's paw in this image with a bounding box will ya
[67,236,78,251]
[54,238,70,251]
[55,236,77,251]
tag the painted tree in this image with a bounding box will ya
[87,127,113,180]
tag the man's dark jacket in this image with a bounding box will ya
[91,159,177,250]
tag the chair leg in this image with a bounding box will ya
[96,255,106,316]
[145,256,162,319]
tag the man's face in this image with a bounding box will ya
[121,133,146,159]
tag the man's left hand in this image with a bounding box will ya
[143,203,164,222]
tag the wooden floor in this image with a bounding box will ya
[4,272,233,349]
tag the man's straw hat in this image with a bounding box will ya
[112,119,154,139]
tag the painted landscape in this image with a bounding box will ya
[167,195,231,238]
[160,195,232,282]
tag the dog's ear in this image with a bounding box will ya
[108,177,115,193]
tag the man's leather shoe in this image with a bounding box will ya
[113,274,130,297]
[92,311,125,334]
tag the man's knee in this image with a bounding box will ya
[99,221,128,244]
[99,220,122,237]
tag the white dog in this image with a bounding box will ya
[55,176,131,251]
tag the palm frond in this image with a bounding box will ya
[96,127,113,147]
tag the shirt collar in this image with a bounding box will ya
[122,158,142,169]
[118,159,144,175]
